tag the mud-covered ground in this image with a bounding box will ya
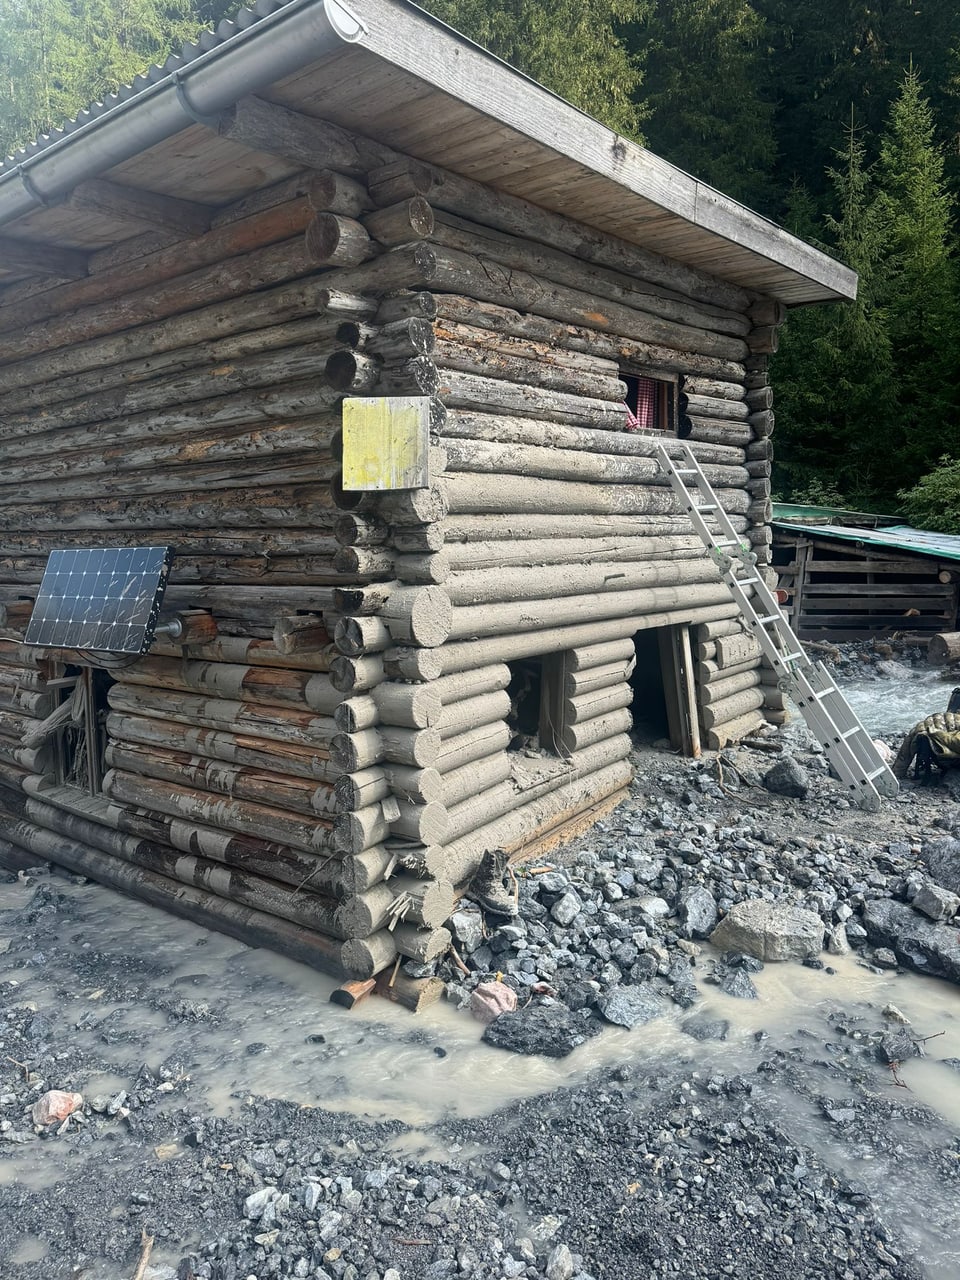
[2,649,960,1280]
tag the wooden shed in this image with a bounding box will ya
[773,507,960,641]
[0,0,856,987]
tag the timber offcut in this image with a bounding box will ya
[0,0,856,993]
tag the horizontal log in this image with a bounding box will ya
[440,753,512,808]
[441,756,634,887]
[564,660,632,697]
[704,709,767,751]
[118,657,337,712]
[0,231,319,368]
[363,197,435,245]
[0,815,345,978]
[105,711,338,783]
[340,924,452,979]
[560,707,633,754]
[388,601,742,679]
[104,741,336,816]
[430,212,750,337]
[441,511,748,543]
[443,408,745,467]
[366,152,750,311]
[567,685,633,724]
[682,376,746,401]
[330,726,441,772]
[447,556,719,608]
[150,635,337,672]
[448,581,734,640]
[434,293,746,381]
[437,690,512,739]
[568,639,637,671]
[682,393,750,422]
[445,536,703,574]
[442,472,750,518]
[107,684,337,751]
[698,669,762,706]
[443,436,747,490]
[104,768,335,855]
[334,765,443,810]
[683,418,753,448]
[432,664,512,706]
[699,688,766,729]
[435,721,513,774]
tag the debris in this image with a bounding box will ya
[131,1227,155,1280]
[31,1089,83,1127]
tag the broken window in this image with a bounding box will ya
[31,664,113,793]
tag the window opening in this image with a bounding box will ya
[623,373,677,434]
[47,664,113,793]
[506,654,568,755]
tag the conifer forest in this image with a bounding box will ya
[1,0,959,527]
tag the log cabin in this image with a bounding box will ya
[0,0,857,991]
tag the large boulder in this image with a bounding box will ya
[761,756,809,799]
[862,897,960,984]
[482,1000,600,1058]
[921,838,960,896]
[710,899,823,961]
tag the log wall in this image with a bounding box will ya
[0,115,785,983]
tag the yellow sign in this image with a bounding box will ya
[341,396,431,491]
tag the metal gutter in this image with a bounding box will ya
[0,0,363,227]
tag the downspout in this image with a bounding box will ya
[0,0,365,228]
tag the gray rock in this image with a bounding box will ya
[912,883,960,922]
[762,756,809,798]
[545,1244,575,1280]
[710,899,823,961]
[449,908,484,953]
[597,985,665,1030]
[677,886,718,939]
[862,897,960,983]
[718,967,758,1000]
[551,891,582,927]
[243,1187,279,1220]
[922,838,960,895]
[873,947,899,970]
[636,895,670,918]
[876,1029,921,1064]
[483,1001,600,1058]
[681,1016,730,1041]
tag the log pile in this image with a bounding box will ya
[0,103,787,988]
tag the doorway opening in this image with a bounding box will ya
[630,624,700,756]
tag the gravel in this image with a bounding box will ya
[2,644,960,1278]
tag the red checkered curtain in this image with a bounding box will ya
[633,377,658,430]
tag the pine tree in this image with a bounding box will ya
[634,0,777,212]
[773,120,899,505]
[422,0,650,138]
[871,67,959,493]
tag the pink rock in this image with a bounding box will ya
[32,1090,83,1127]
[470,981,518,1025]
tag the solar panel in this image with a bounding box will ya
[25,546,173,655]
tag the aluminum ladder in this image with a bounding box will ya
[654,441,899,811]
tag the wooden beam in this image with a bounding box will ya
[66,178,212,237]
[0,235,88,279]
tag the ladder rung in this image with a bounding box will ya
[715,539,740,548]
[865,767,888,781]
[756,614,781,625]
[693,504,717,512]
[735,576,760,587]
[839,726,864,741]
[676,468,698,476]
[782,651,803,662]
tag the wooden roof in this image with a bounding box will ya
[0,0,856,304]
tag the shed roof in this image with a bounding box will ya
[773,520,960,565]
[0,0,855,305]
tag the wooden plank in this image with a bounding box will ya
[802,583,953,597]
[799,613,949,628]
[804,559,942,574]
[0,235,88,279]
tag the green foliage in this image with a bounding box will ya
[422,0,649,138]
[898,456,960,534]
[633,0,776,211]
[773,121,900,505]
[0,0,234,157]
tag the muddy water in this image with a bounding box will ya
[840,667,953,736]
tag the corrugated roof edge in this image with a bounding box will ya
[773,521,960,564]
